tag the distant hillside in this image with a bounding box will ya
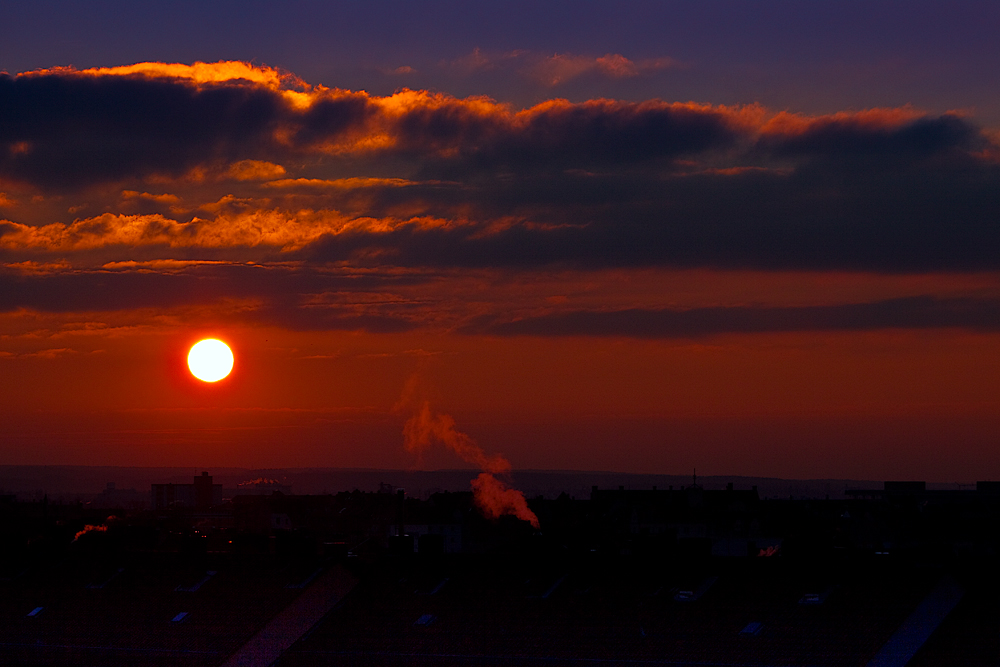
[0,465,915,502]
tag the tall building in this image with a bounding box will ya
[151,471,223,510]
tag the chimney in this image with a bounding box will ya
[396,488,405,537]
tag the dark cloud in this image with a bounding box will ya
[763,113,979,161]
[304,158,1000,272]
[0,67,740,190]
[0,69,372,189]
[394,99,740,176]
[5,262,1000,338]
[2,64,1000,273]
[290,95,375,145]
[464,296,1000,338]
[0,264,426,332]
[1,74,271,188]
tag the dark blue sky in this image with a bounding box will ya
[4,1,999,121]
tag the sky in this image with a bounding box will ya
[1,1,999,481]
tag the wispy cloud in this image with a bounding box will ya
[529,53,678,86]
[0,346,77,359]
[442,49,679,86]
[463,297,1000,339]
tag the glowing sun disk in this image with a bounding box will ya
[187,339,234,382]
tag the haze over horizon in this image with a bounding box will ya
[2,1,1000,482]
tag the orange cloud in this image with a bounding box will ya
[528,53,679,86]
[25,61,334,118]
[227,160,287,181]
[3,260,73,274]
[100,259,231,271]
[28,61,302,90]
[121,190,181,204]
[0,212,324,251]
[0,210,457,253]
[532,53,640,85]
[760,107,927,137]
[264,177,416,189]
[443,49,677,87]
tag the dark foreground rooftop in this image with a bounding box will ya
[1,550,992,667]
[2,477,999,666]
[0,553,311,666]
[277,557,952,667]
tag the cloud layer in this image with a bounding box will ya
[2,62,1000,336]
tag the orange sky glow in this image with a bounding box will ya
[2,61,1000,480]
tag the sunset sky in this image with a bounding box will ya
[2,1,1000,480]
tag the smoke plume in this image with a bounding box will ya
[398,379,539,528]
[470,472,541,529]
[403,401,510,474]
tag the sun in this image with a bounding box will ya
[187,339,234,382]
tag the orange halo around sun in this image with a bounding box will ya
[187,339,234,382]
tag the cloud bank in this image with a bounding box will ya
[2,61,1000,336]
